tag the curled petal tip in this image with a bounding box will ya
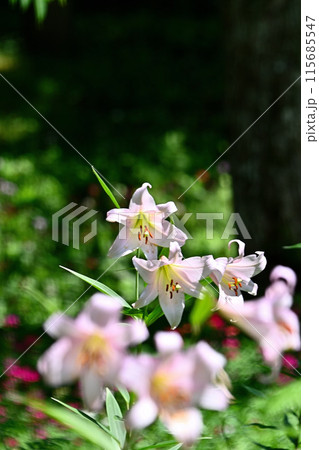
[228,239,245,256]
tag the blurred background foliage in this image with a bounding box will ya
[0,0,300,448]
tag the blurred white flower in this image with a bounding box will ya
[120,331,232,446]
[37,293,148,410]
[220,265,300,381]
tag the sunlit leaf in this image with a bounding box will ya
[92,166,120,208]
[25,397,120,449]
[145,303,164,326]
[116,386,130,410]
[106,389,126,448]
[190,286,216,333]
[283,243,301,249]
[60,265,131,308]
[51,398,113,437]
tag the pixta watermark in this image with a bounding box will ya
[52,203,98,249]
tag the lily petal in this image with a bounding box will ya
[133,257,165,283]
[127,397,158,429]
[106,208,136,225]
[134,283,159,308]
[120,355,155,397]
[107,229,138,258]
[228,239,246,257]
[157,201,177,218]
[162,408,203,446]
[44,315,79,340]
[208,257,228,285]
[198,385,230,411]
[168,241,184,262]
[154,331,184,354]
[230,251,267,279]
[158,271,185,329]
[80,368,105,411]
[155,220,188,248]
[129,183,157,211]
[218,286,244,308]
[270,265,297,293]
[37,338,81,386]
[76,293,122,331]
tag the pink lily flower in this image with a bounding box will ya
[207,239,267,307]
[133,242,210,329]
[120,332,232,446]
[106,182,187,259]
[220,265,300,381]
[37,293,148,410]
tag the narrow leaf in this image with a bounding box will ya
[92,166,120,208]
[242,385,267,398]
[117,386,130,410]
[51,398,114,437]
[145,303,164,326]
[283,243,301,249]
[106,388,126,448]
[190,287,216,333]
[139,441,181,450]
[246,423,278,430]
[60,266,131,308]
[26,398,120,449]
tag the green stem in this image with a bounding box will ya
[135,248,141,303]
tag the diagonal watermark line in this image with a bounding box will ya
[205,282,301,377]
[178,75,301,199]
[0,256,122,380]
[0,72,125,200]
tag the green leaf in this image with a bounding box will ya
[242,385,267,398]
[26,398,120,449]
[283,243,301,249]
[246,423,278,430]
[139,441,181,450]
[60,265,131,308]
[251,442,288,450]
[106,389,126,448]
[34,0,47,22]
[145,303,164,326]
[159,247,170,258]
[92,166,120,208]
[168,445,183,450]
[190,286,216,333]
[116,386,130,410]
[121,307,143,318]
[51,398,114,437]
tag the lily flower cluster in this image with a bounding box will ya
[107,182,267,328]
